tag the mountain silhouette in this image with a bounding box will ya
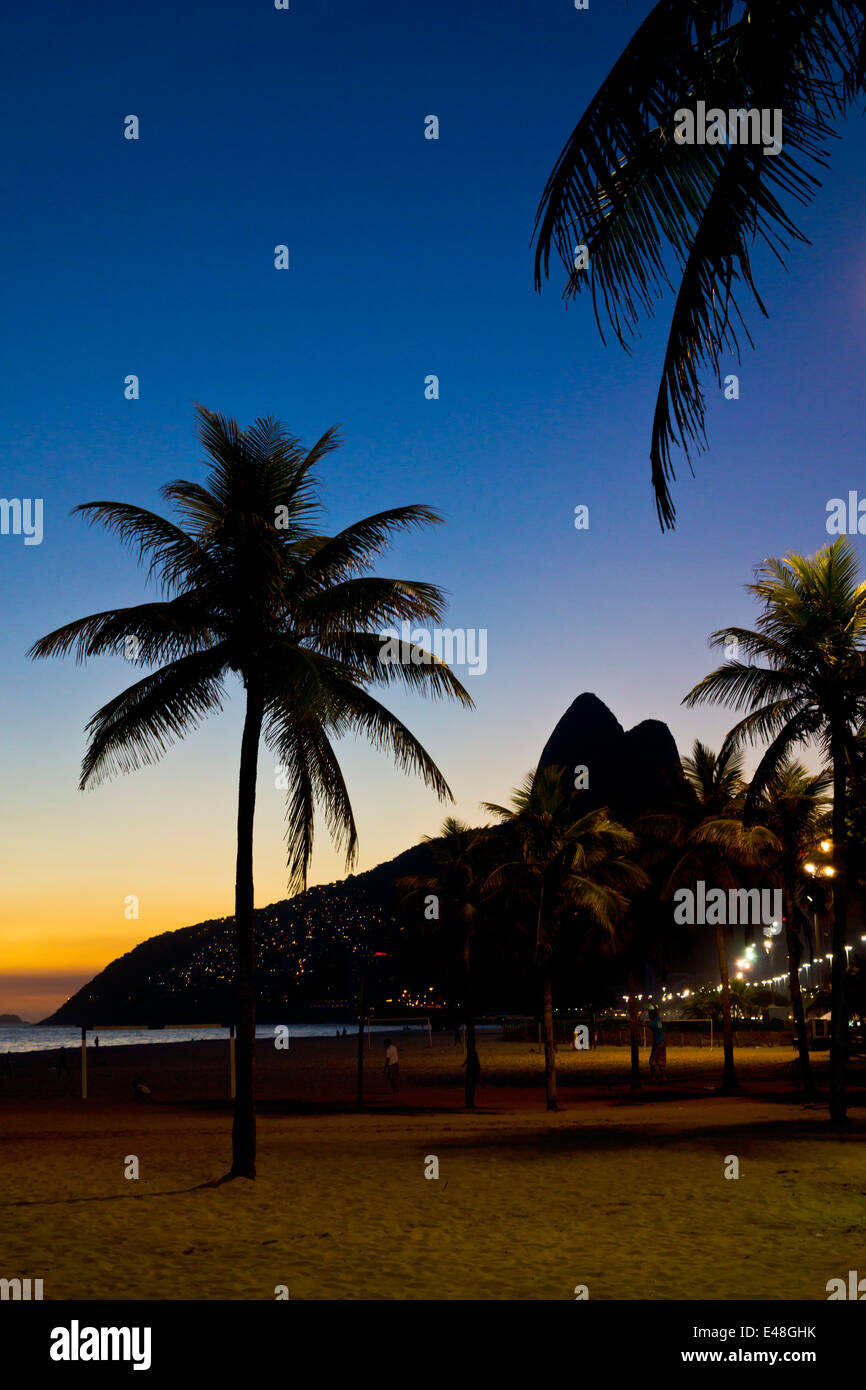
[43,694,684,1025]
[538,693,684,819]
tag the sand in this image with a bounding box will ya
[1,1036,863,1300]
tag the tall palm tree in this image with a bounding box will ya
[641,739,760,1092]
[684,537,866,1125]
[533,3,866,527]
[29,406,472,1176]
[747,760,831,1098]
[398,817,485,1107]
[483,766,647,1111]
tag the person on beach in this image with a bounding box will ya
[57,1046,69,1075]
[647,1007,667,1082]
[383,1037,400,1092]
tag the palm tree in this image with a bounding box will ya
[684,537,866,1125]
[483,766,647,1110]
[533,3,865,527]
[747,760,831,1098]
[640,739,760,1092]
[397,817,485,1107]
[29,406,472,1176]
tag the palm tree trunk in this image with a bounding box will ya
[462,938,479,1109]
[716,922,736,1092]
[541,965,558,1111]
[627,973,641,1089]
[829,728,849,1127]
[230,681,264,1178]
[784,877,814,1099]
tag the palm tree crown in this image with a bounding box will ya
[533,3,866,526]
[30,406,472,890]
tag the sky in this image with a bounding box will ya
[2,0,865,1018]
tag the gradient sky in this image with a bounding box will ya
[2,0,865,1018]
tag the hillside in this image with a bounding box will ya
[43,693,687,1025]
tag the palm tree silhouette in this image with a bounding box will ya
[746,759,832,1098]
[641,739,761,1092]
[484,766,646,1111]
[29,406,472,1176]
[684,537,866,1124]
[398,817,485,1108]
[533,3,866,526]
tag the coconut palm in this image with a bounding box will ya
[639,739,763,1092]
[746,760,831,1097]
[684,537,866,1124]
[533,3,865,527]
[483,766,647,1111]
[29,406,472,1176]
[397,817,486,1107]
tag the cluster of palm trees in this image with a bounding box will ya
[30,402,866,1175]
[401,539,866,1125]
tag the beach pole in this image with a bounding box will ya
[356,968,367,1112]
[229,1023,236,1100]
[81,1026,87,1100]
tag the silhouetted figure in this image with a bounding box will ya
[342,1028,347,1037]
[648,1008,667,1082]
[383,1037,400,1092]
[57,1046,69,1075]
[1,1052,12,1076]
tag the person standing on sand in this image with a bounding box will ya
[647,1007,667,1082]
[57,1046,69,1075]
[383,1037,400,1092]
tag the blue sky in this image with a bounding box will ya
[2,0,865,1015]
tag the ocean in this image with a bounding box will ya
[0,1021,418,1055]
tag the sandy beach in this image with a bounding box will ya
[1,1035,863,1300]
